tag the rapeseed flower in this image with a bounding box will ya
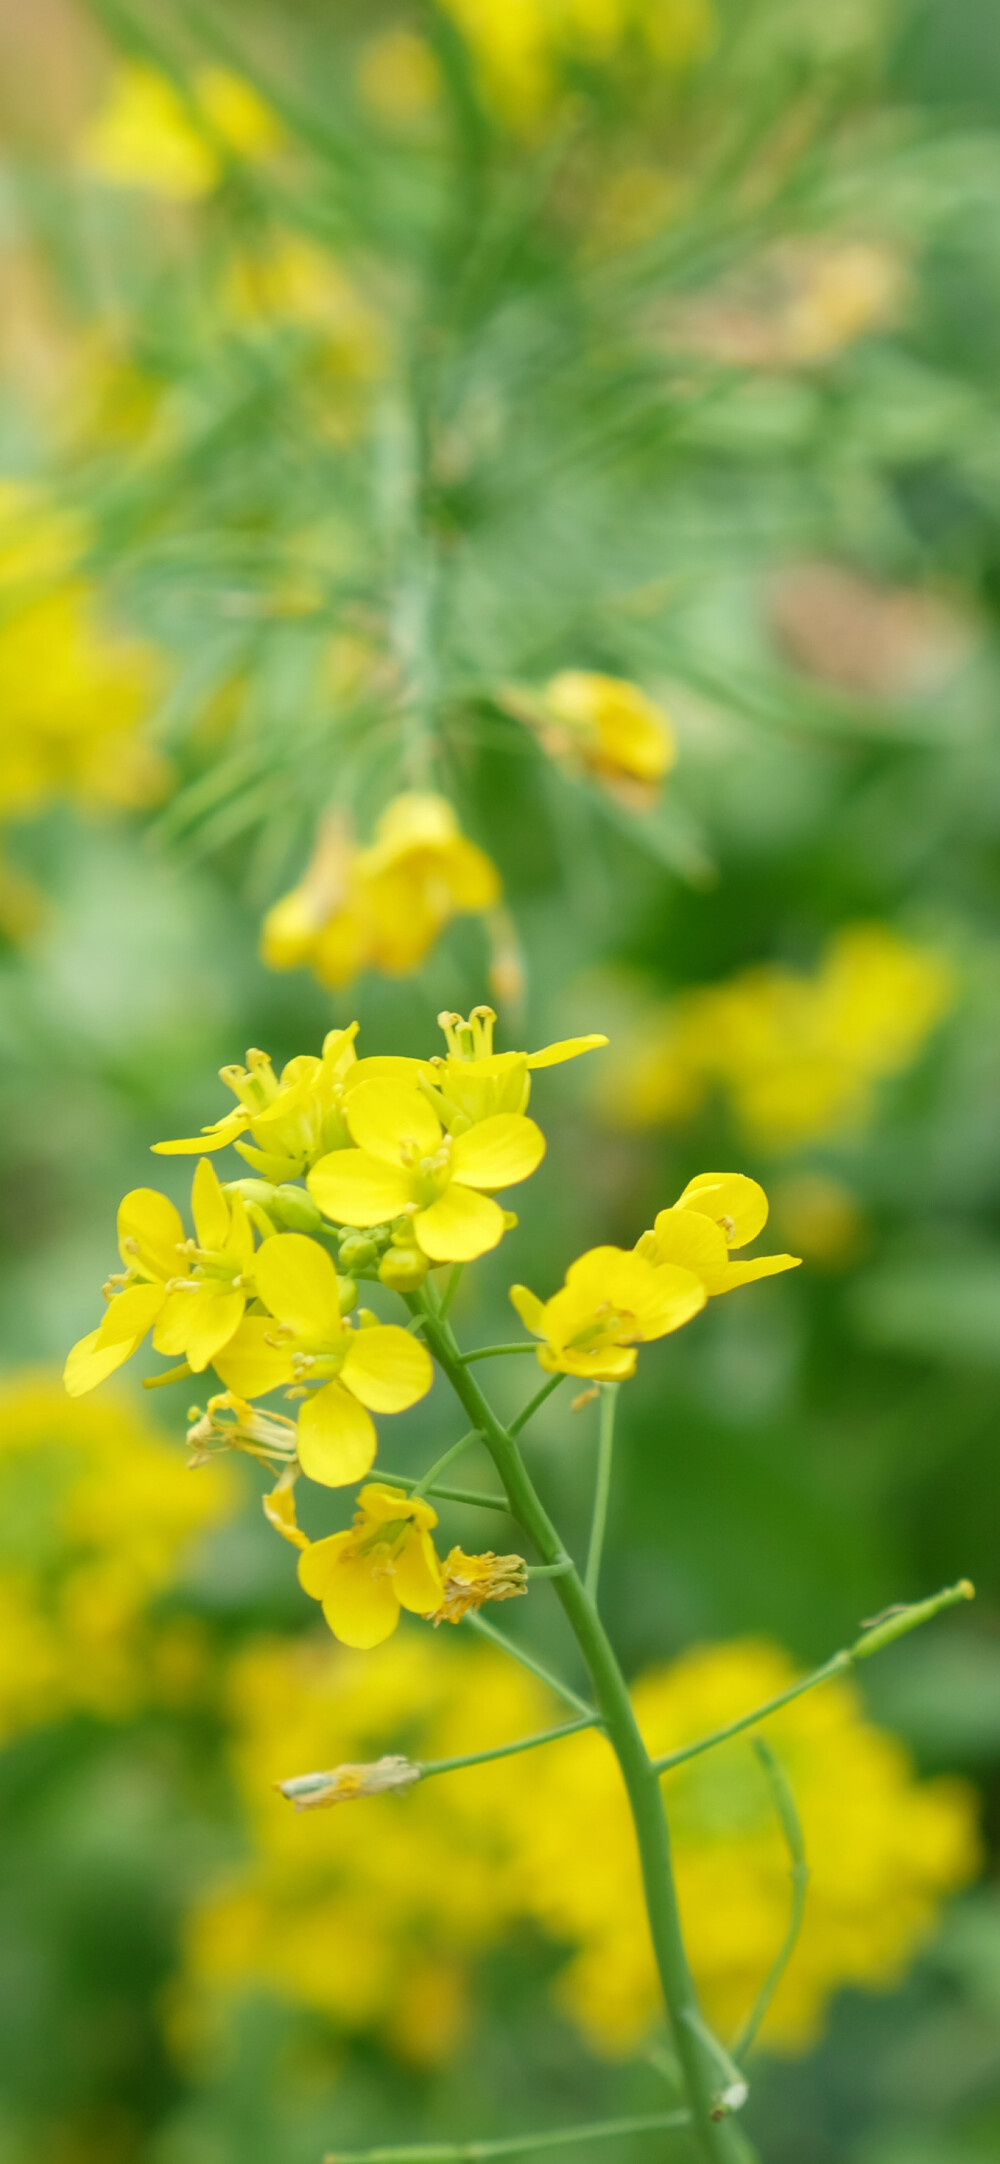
[214,1234,432,1486]
[534,670,676,794]
[635,1172,801,1293]
[510,1245,706,1379]
[297,1484,444,1648]
[152,1024,403,1179]
[309,1078,544,1262]
[81,61,281,199]
[424,1005,608,1126]
[64,1160,254,1396]
[262,795,501,990]
[436,0,714,128]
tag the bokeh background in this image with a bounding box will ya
[1,1,999,2160]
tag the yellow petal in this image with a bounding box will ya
[298,1530,352,1600]
[414,1185,505,1262]
[297,1380,377,1486]
[308,1149,414,1226]
[154,1284,245,1370]
[509,1283,547,1336]
[449,1113,545,1192]
[223,1189,255,1269]
[438,835,501,909]
[211,1315,296,1397]
[64,1327,135,1397]
[263,1480,308,1549]
[345,1079,441,1163]
[255,1232,341,1340]
[525,1034,609,1069]
[646,1208,731,1292]
[191,1157,231,1251]
[539,1341,638,1381]
[152,1111,248,1156]
[635,1263,706,1338]
[360,1482,437,1530]
[117,1187,185,1281]
[723,1253,802,1290]
[347,1056,425,1088]
[320,1550,401,1649]
[94,1280,166,1346]
[675,1173,768,1249]
[341,1324,433,1413]
[394,1526,445,1615]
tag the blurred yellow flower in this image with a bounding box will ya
[598,923,955,1149]
[64,1159,254,1396]
[309,1076,544,1262]
[358,29,442,123]
[0,1373,231,1735]
[503,670,676,798]
[0,482,165,824]
[510,1243,705,1379]
[214,1232,432,1487]
[81,61,281,199]
[437,0,715,126]
[635,1171,801,1293]
[771,1172,867,1269]
[298,1484,444,1649]
[262,795,501,990]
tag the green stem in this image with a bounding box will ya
[419,1715,596,1780]
[413,1296,754,2164]
[374,1471,511,1514]
[459,1343,538,1363]
[653,1579,975,1776]
[439,1265,464,1321]
[584,1383,618,1600]
[464,1612,596,1721]
[324,2107,692,2162]
[509,1372,563,1438]
[732,1741,809,2059]
[412,1430,481,1499]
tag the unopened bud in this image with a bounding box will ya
[222,1178,279,1207]
[336,1273,359,1314]
[338,1231,379,1273]
[379,1247,429,1291]
[277,1755,421,1808]
[271,1183,323,1234]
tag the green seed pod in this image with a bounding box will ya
[378,1247,429,1292]
[271,1183,323,1234]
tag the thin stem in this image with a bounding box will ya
[374,1471,512,1514]
[584,1383,618,1600]
[412,1430,481,1499]
[732,1741,809,2059]
[324,2108,692,2162]
[509,1372,563,1438]
[412,1294,754,2164]
[464,1612,597,1722]
[419,1715,596,1780]
[527,1560,573,1578]
[653,1580,975,1776]
[459,1343,538,1363]
[439,1265,464,1321]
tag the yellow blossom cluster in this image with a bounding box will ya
[80,61,282,200]
[0,1374,232,1735]
[436,0,716,127]
[177,1629,978,2066]
[261,796,502,990]
[598,923,955,1149]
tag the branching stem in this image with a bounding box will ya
[324,2106,693,2162]
[419,1715,597,1781]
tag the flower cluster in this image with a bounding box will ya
[80,60,281,200]
[176,1629,978,2067]
[435,0,716,128]
[261,796,502,990]
[0,1374,232,1737]
[596,923,955,1149]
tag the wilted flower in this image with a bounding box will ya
[433,1550,529,1625]
[277,1755,422,1808]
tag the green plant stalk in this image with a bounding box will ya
[413,1297,754,2164]
[418,1715,597,1781]
[732,1742,809,2059]
[325,2105,692,2162]
[585,1383,619,1599]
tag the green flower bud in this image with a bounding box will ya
[222,1179,279,1206]
[271,1184,323,1234]
[338,1231,380,1273]
[336,1274,359,1315]
[378,1247,429,1292]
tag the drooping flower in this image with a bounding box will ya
[510,1247,706,1381]
[297,1484,444,1648]
[64,1160,254,1396]
[213,1234,432,1487]
[433,1550,529,1625]
[634,1173,801,1294]
[262,794,501,991]
[80,61,281,200]
[152,1025,414,1181]
[308,1079,544,1263]
[422,1005,608,1127]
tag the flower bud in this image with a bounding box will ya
[338,1230,379,1273]
[379,1246,429,1291]
[222,1178,279,1207]
[277,1754,422,1808]
[336,1273,359,1314]
[271,1183,323,1234]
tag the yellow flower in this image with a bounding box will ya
[213,1234,432,1487]
[540,671,676,790]
[297,1483,444,1648]
[308,1078,544,1263]
[634,1172,801,1294]
[64,1159,254,1396]
[510,1245,706,1380]
[262,795,501,990]
[423,1005,608,1125]
[436,0,714,128]
[80,61,281,200]
[432,1549,529,1624]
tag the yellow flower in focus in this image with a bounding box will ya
[433,1549,529,1625]
[152,1024,398,1179]
[309,1078,544,1262]
[424,1004,608,1125]
[510,1245,705,1379]
[0,1373,231,1735]
[635,1172,801,1294]
[214,1233,432,1487]
[298,1484,444,1648]
[262,795,501,990]
[64,1159,255,1396]
[80,61,281,199]
[512,1641,980,2053]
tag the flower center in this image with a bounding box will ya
[567,1300,638,1355]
